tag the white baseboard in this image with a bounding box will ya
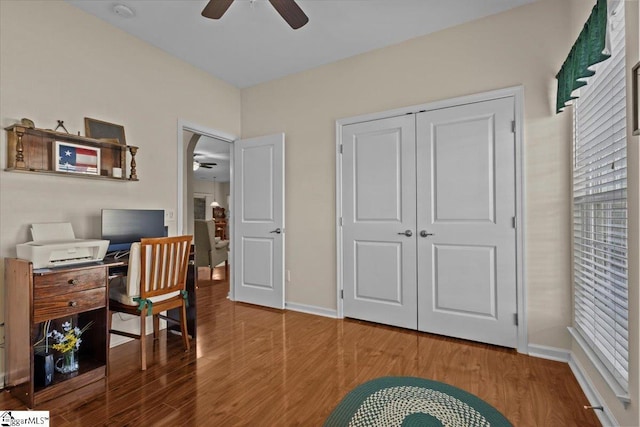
[527,344,570,362]
[569,353,617,427]
[285,302,337,318]
[528,344,616,426]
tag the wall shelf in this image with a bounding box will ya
[4,124,139,181]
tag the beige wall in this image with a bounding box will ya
[0,0,241,374]
[0,0,240,250]
[193,180,231,213]
[242,0,574,349]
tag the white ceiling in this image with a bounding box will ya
[66,0,536,89]
[192,134,231,182]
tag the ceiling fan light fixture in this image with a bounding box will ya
[193,161,200,171]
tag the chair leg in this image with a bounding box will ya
[180,302,190,352]
[140,314,147,371]
[153,314,160,340]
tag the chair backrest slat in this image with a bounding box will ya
[139,235,192,299]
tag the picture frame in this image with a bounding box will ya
[54,141,101,175]
[633,61,639,136]
[84,117,126,145]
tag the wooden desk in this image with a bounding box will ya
[4,258,122,408]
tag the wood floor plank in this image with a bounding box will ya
[0,266,601,426]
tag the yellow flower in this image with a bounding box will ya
[41,320,93,355]
[52,333,78,354]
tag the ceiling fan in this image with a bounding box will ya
[193,153,217,170]
[202,0,309,30]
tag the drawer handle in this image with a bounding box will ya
[68,301,77,307]
[69,279,79,286]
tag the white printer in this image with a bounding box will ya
[16,222,109,269]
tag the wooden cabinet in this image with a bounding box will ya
[214,219,227,240]
[4,124,138,181]
[213,207,227,239]
[4,259,113,408]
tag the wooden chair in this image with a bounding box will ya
[108,235,193,370]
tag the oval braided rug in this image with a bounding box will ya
[324,377,513,427]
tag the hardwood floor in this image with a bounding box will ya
[1,266,600,426]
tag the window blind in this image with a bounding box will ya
[573,0,627,392]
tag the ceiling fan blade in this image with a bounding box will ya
[268,0,309,29]
[202,0,234,19]
[202,164,214,169]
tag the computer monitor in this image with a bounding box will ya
[101,209,166,254]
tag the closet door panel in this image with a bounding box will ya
[416,97,518,348]
[342,115,417,329]
[431,117,495,223]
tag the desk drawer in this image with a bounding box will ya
[33,288,106,323]
[34,268,106,299]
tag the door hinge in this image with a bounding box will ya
[512,216,517,229]
[514,313,518,326]
[339,144,343,154]
[341,289,344,299]
[511,120,516,133]
[339,217,343,226]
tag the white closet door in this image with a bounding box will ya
[342,115,418,329]
[416,97,517,348]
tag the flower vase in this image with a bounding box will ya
[55,350,79,374]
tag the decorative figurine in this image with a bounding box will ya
[54,120,69,133]
[20,118,35,128]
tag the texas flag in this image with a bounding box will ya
[57,143,99,173]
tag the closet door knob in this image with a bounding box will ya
[269,228,282,234]
[397,230,413,237]
[420,230,434,238]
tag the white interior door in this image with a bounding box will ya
[233,133,285,309]
[342,115,418,329]
[416,97,517,347]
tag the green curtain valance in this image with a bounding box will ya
[556,0,611,113]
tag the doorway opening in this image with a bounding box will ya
[177,120,236,298]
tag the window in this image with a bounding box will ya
[194,197,206,220]
[572,1,628,395]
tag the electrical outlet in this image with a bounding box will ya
[286,270,291,282]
